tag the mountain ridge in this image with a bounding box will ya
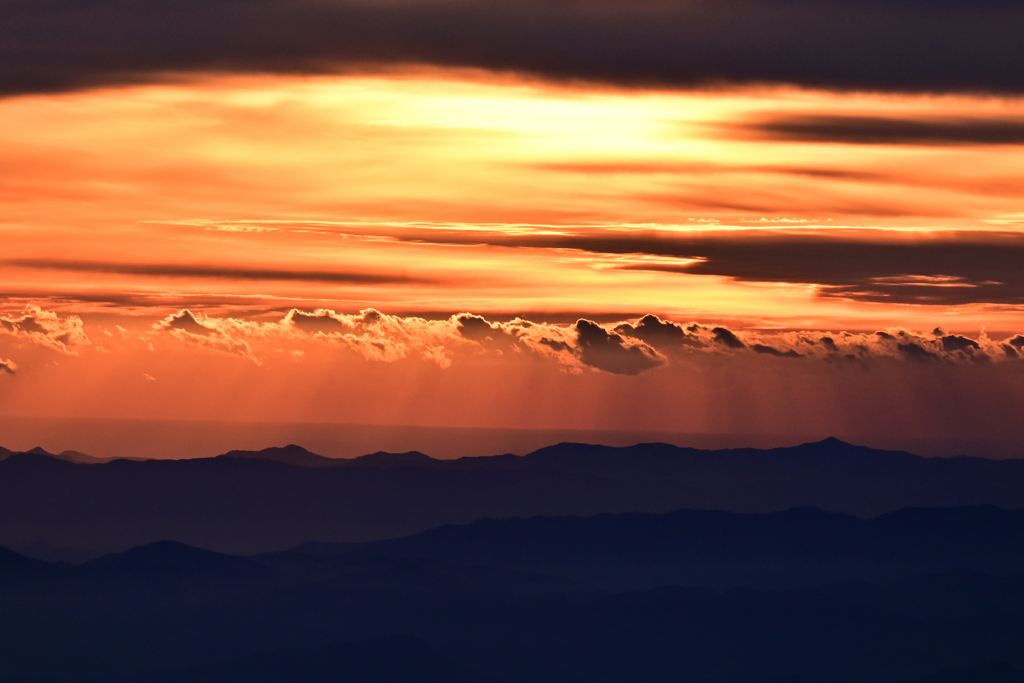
[3,438,1024,559]
[4,505,1024,682]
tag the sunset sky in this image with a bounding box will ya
[3,0,1024,456]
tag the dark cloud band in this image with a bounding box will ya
[370,229,1024,306]
[2,0,1024,96]
[1,259,430,285]
[741,115,1024,146]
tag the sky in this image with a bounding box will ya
[3,0,1024,457]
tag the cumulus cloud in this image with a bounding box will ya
[153,309,257,360]
[0,306,88,353]
[283,309,350,335]
[941,334,982,354]
[579,314,1021,367]
[713,327,746,350]
[897,342,940,363]
[571,319,664,376]
[157,310,217,337]
[454,313,504,342]
[508,314,1023,369]
[284,308,469,366]
[0,358,16,374]
[615,314,703,349]
[751,344,802,359]
[145,307,1024,374]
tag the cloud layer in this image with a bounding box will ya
[3,260,429,286]
[742,115,1024,146]
[3,0,1024,96]
[144,307,1024,375]
[337,227,1024,307]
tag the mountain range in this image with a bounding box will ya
[4,437,1024,681]
[2,504,1024,682]
[3,438,1024,559]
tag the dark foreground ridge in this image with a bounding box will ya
[4,438,1024,559]
[2,505,1024,682]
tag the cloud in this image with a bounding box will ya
[285,307,467,366]
[612,317,1022,367]
[941,334,982,354]
[157,310,217,337]
[374,228,1024,307]
[713,327,746,350]
[155,307,670,374]
[454,313,504,342]
[284,309,352,335]
[3,259,430,285]
[153,309,257,360]
[571,319,664,376]
[739,115,1024,146]
[0,358,16,374]
[0,306,89,353]
[898,342,941,362]
[3,0,1024,97]
[751,344,802,359]
[615,314,704,349]
[55,306,1024,375]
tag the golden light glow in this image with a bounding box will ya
[3,71,1024,440]
[3,73,1024,331]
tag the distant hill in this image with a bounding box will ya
[261,505,1024,591]
[217,445,435,469]
[4,438,1024,557]
[3,506,1024,683]
[52,449,110,464]
[6,504,1023,592]
[0,446,111,464]
[218,444,342,468]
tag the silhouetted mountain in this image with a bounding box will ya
[84,541,273,582]
[218,445,437,469]
[218,444,340,468]
[51,450,108,464]
[8,505,1024,593]
[0,446,107,465]
[5,438,1024,557]
[3,539,1024,682]
[0,546,59,579]
[345,450,437,468]
[261,505,1024,591]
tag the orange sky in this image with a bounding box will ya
[3,71,1024,446]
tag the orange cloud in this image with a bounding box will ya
[0,306,88,354]
[143,308,1024,375]
[4,307,1024,446]
[4,75,1024,335]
